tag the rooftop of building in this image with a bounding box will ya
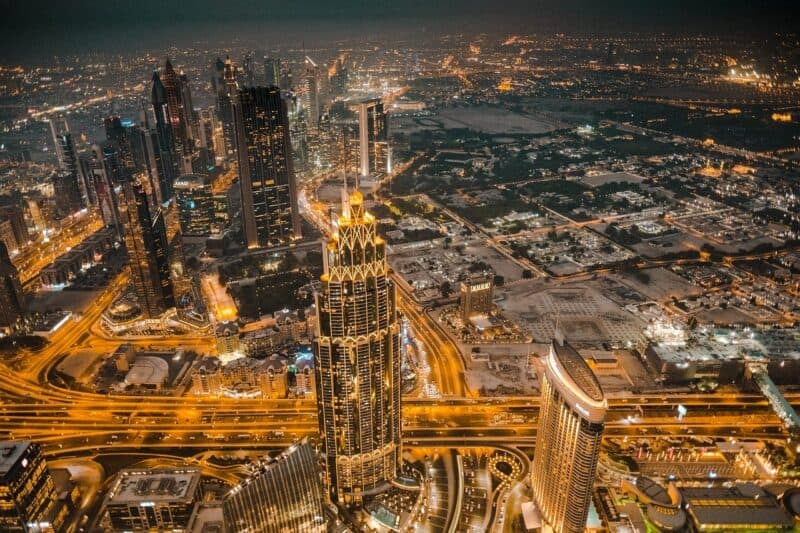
[552,339,604,403]
[680,484,794,528]
[106,468,201,505]
[650,327,800,365]
[0,440,34,477]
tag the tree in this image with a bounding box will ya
[440,281,453,298]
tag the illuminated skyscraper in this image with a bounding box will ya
[0,441,65,533]
[358,99,389,179]
[223,440,326,532]
[51,170,83,217]
[460,275,494,321]
[314,189,402,504]
[160,59,195,174]
[303,56,320,128]
[104,116,135,176]
[80,145,122,236]
[213,56,239,159]
[151,70,179,199]
[0,242,24,331]
[233,86,301,248]
[50,119,91,208]
[174,175,215,236]
[118,180,175,318]
[531,339,607,533]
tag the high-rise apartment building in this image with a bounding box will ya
[264,57,280,87]
[174,174,216,236]
[51,170,84,217]
[0,441,66,533]
[303,56,320,128]
[314,189,402,504]
[358,99,389,179]
[531,339,607,533]
[0,242,24,331]
[460,275,494,321]
[118,180,175,318]
[160,59,194,174]
[104,116,135,175]
[79,145,122,236]
[213,57,238,159]
[103,468,201,532]
[151,70,179,199]
[223,440,327,532]
[233,86,301,248]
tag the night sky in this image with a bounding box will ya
[1,0,798,61]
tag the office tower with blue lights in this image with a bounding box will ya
[233,86,301,248]
[531,338,607,533]
[314,189,402,505]
[174,174,215,236]
[223,440,327,532]
[118,179,175,318]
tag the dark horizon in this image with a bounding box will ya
[2,0,799,62]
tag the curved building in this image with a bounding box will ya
[314,190,402,505]
[531,339,607,533]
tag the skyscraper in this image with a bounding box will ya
[151,70,179,199]
[0,441,65,533]
[314,189,402,504]
[214,57,239,160]
[50,119,91,208]
[303,56,320,128]
[118,180,175,318]
[531,338,607,533]
[233,86,301,248]
[264,56,280,87]
[174,175,215,236]
[104,116,135,175]
[51,170,84,217]
[160,59,194,174]
[358,99,389,179]
[223,440,327,532]
[81,145,122,236]
[0,241,24,331]
[460,275,494,321]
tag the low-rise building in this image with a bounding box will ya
[103,468,202,532]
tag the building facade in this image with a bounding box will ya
[531,339,607,533]
[174,174,215,236]
[103,468,201,532]
[314,190,402,504]
[0,241,24,331]
[234,86,302,248]
[118,180,175,318]
[0,441,66,533]
[358,98,389,179]
[460,275,494,321]
[223,440,326,533]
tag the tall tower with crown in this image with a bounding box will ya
[313,186,402,505]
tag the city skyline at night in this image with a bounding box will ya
[1,2,800,532]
